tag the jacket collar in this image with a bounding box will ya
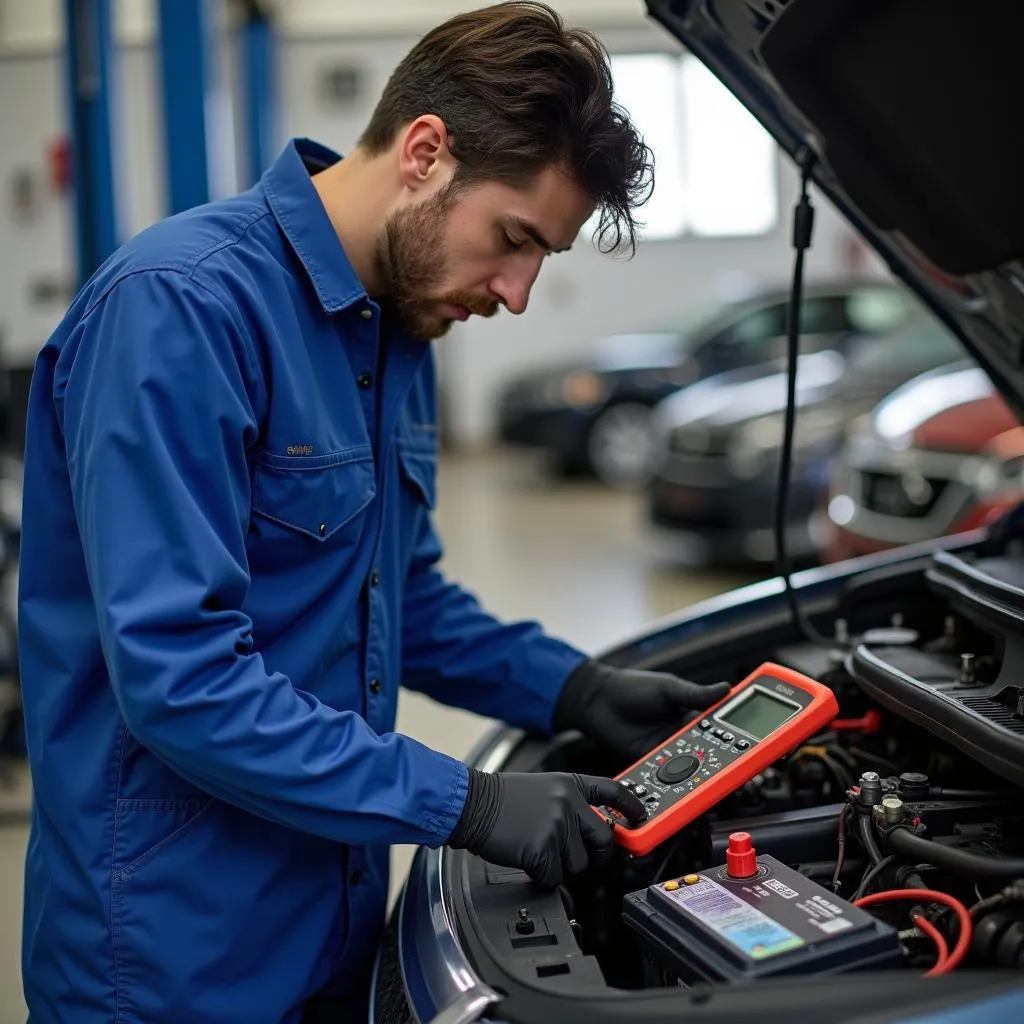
[262,138,367,315]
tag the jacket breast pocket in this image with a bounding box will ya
[252,446,377,543]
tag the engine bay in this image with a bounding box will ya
[449,535,1024,1006]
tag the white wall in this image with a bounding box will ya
[0,7,870,444]
[0,0,647,52]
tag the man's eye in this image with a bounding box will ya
[502,233,525,252]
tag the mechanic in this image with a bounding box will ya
[18,3,727,1021]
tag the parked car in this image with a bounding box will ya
[645,317,966,566]
[496,281,915,488]
[375,2,1024,1021]
[823,362,1023,561]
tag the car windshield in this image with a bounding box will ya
[846,318,966,376]
[668,298,740,351]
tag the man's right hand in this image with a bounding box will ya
[446,770,646,887]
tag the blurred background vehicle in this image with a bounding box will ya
[646,317,967,566]
[824,362,1024,561]
[496,281,914,489]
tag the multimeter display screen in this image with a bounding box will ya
[718,688,798,740]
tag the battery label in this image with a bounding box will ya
[664,877,805,960]
[796,894,854,933]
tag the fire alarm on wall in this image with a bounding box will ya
[319,64,363,107]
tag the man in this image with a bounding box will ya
[19,3,726,1021]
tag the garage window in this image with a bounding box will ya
[601,52,779,242]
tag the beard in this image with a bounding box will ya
[374,184,498,341]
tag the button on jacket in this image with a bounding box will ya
[19,138,586,1023]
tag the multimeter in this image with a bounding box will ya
[598,662,839,856]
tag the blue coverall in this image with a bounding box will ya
[18,138,587,1022]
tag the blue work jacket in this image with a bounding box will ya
[19,138,586,1023]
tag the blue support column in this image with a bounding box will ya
[62,0,121,286]
[239,3,279,187]
[156,0,218,214]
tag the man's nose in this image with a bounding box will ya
[490,265,540,315]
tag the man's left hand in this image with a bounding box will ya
[553,660,731,763]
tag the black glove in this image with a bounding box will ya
[554,660,731,763]
[447,769,645,887]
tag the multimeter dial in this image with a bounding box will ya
[612,731,738,822]
[596,662,840,856]
[656,754,699,785]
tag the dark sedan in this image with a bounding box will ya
[647,318,967,565]
[496,282,915,488]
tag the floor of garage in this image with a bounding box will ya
[0,451,758,1019]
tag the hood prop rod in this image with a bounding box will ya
[775,147,840,649]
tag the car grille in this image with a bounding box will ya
[859,470,949,518]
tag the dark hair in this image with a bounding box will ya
[358,1,654,256]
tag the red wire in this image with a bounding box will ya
[853,888,972,976]
[912,914,950,976]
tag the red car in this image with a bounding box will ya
[824,362,1024,561]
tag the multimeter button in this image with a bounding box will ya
[699,719,711,730]
[735,739,750,751]
[712,728,725,738]
[634,785,648,797]
[721,732,735,743]
[656,754,700,785]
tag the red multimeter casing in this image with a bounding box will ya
[598,662,839,857]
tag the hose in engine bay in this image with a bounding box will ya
[887,827,1024,879]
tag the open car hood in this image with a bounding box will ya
[644,0,1024,419]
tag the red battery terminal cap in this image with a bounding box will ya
[726,831,758,878]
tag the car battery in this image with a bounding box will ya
[622,832,901,985]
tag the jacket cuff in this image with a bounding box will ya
[514,638,589,735]
[552,658,607,734]
[445,768,503,852]
[424,756,471,849]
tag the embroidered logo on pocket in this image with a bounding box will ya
[286,445,315,456]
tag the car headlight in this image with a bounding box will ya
[669,422,713,454]
[735,409,846,455]
[734,414,786,455]
[727,409,846,479]
[559,371,606,409]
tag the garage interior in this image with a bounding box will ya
[3,1,1018,1020]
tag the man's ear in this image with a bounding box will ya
[397,115,456,193]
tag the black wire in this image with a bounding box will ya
[857,812,885,866]
[852,853,897,901]
[824,745,859,775]
[652,833,689,883]
[847,747,900,774]
[788,751,851,798]
[775,149,838,649]
[971,882,1024,920]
